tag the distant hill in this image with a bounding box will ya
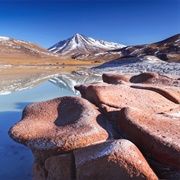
[0,36,59,59]
[48,33,126,58]
[72,34,180,62]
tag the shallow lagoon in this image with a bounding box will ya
[0,81,76,180]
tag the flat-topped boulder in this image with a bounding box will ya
[75,82,179,114]
[9,96,110,153]
[118,107,180,169]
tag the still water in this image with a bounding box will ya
[0,81,77,180]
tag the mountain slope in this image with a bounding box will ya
[93,55,180,76]
[73,34,180,62]
[0,36,59,59]
[48,33,126,57]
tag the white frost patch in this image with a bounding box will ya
[168,112,180,118]
[175,39,180,43]
[0,36,10,41]
[75,139,140,167]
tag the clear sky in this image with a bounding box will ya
[0,0,179,48]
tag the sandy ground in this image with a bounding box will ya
[0,58,101,94]
[0,57,101,80]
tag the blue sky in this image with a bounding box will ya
[0,0,179,48]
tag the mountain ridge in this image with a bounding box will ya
[48,33,126,57]
[0,36,59,59]
[72,34,180,62]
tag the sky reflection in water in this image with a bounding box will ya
[0,81,76,180]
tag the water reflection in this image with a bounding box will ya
[49,70,102,94]
[0,69,103,179]
[0,81,76,180]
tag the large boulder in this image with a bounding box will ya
[9,96,116,180]
[74,139,158,180]
[75,73,180,172]
[75,82,179,132]
[118,107,180,169]
[103,72,180,87]
[75,83,179,114]
[9,96,111,153]
[102,73,131,84]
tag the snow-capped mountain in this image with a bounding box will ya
[0,36,59,59]
[73,34,180,62]
[48,33,126,56]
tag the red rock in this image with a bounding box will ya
[130,72,159,83]
[78,83,179,114]
[118,107,180,169]
[130,72,180,86]
[74,139,158,180]
[102,73,131,84]
[9,96,110,153]
[32,151,48,180]
[103,72,180,87]
[99,103,121,132]
[130,84,180,104]
[8,72,180,179]
[45,153,75,180]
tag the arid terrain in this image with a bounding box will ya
[0,56,101,95]
[73,34,180,62]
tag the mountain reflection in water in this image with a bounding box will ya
[0,70,102,179]
[49,70,102,94]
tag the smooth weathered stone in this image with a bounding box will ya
[9,96,110,153]
[76,83,179,114]
[102,73,131,84]
[103,72,180,87]
[130,72,180,86]
[74,139,158,180]
[118,107,180,169]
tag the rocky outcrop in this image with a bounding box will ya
[9,96,116,180]
[118,107,180,168]
[103,72,180,86]
[9,96,111,153]
[75,72,180,179]
[73,34,180,62]
[74,139,158,180]
[9,72,180,179]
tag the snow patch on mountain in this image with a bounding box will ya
[0,36,10,41]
